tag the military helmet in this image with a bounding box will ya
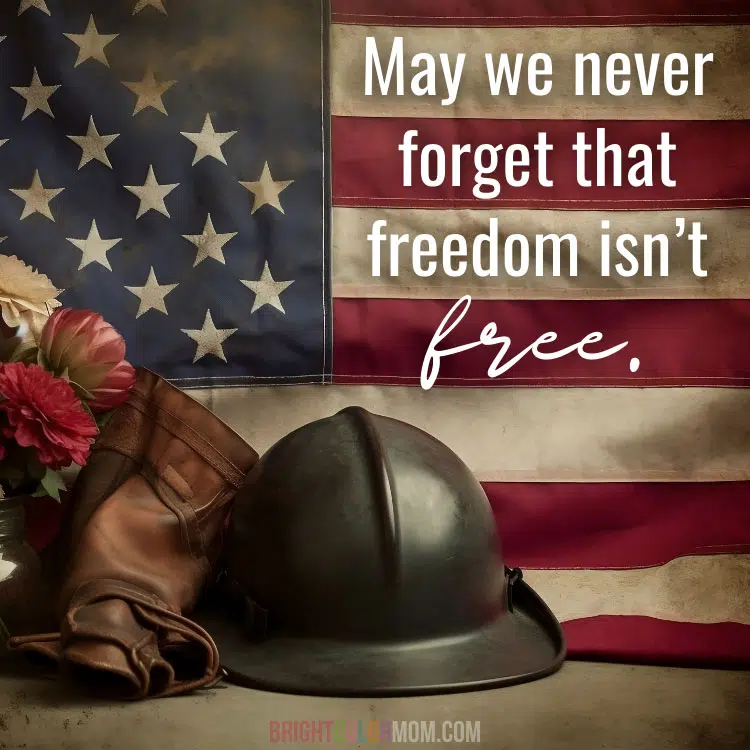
[195,406,565,696]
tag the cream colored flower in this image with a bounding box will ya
[0,254,62,357]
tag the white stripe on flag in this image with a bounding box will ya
[332,24,750,119]
[332,207,750,299]
[525,553,750,625]
[191,385,750,482]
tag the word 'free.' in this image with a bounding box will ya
[364,36,715,105]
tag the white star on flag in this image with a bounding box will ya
[11,68,60,120]
[124,165,179,219]
[10,170,64,221]
[122,67,176,116]
[67,117,119,169]
[180,114,237,166]
[181,311,237,363]
[182,214,238,266]
[125,267,178,318]
[240,162,294,215]
[64,15,118,68]
[241,261,295,314]
[18,0,50,16]
[133,0,167,15]
[66,220,122,271]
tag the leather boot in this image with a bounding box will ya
[8,368,258,699]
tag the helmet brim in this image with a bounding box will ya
[192,579,566,697]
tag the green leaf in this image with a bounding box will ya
[95,410,113,431]
[76,398,100,434]
[70,380,97,403]
[10,342,37,364]
[36,347,52,372]
[24,449,47,480]
[35,469,66,502]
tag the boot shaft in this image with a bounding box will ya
[9,368,259,700]
[57,368,258,607]
[72,369,256,545]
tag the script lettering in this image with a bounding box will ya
[420,296,631,390]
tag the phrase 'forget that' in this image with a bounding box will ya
[398,127,676,197]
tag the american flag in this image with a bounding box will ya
[3,0,749,667]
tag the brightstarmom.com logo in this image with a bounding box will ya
[270,720,481,744]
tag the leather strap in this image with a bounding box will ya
[127,390,246,487]
[506,567,524,614]
[68,579,174,613]
[141,463,207,567]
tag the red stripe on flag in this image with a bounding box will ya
[332,0,750,27]
[332,118,750,209]
[332,298,750,387]
[484,482,750,569]
[563,617,750,668]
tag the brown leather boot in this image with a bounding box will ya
[8,368,258,699]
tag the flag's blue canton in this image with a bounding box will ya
[0,0,330,387]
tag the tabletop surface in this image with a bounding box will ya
[0,658,748,750]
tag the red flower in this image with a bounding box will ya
[40,308,136,413]
[0,362,98,470]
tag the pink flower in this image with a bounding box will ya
[39,308,136,412]
[0,363,98,469]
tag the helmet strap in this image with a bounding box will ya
[506,567,524,614]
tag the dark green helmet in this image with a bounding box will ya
[196,406,565,696]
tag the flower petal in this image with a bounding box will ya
[0,363,98,470]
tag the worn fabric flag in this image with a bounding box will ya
[2,0,749,668]
[0,0,329,386]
